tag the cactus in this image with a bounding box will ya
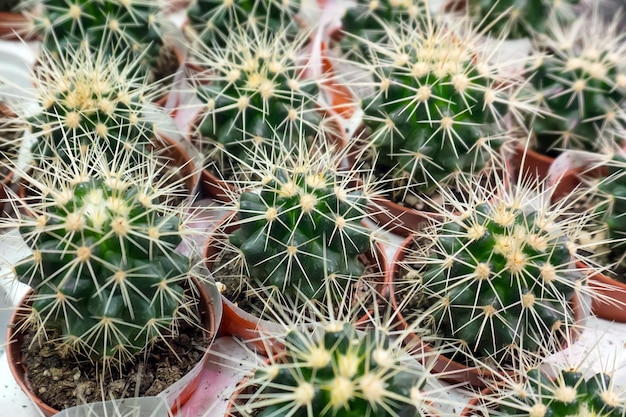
[237,322,438,417]
[349,14,531,203]
[338,0,423,57]
[527,11,626,154]
[190,25,328,182]
[227,144,373,302]
[403,176,590,366]
[468,0,580,39]
[588,148,626,275]
[186,0,301,49]
[7,144,199,367]
[473,366,626,417]
[23,44,154,166]
[27,0,167,78]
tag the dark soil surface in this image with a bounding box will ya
[20,315,208,411]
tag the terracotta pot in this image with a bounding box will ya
[386,235,585,388]
[509,146,605,202]
[0,11,35,41]
[6,276,219,417]
[204,213,388,355]
[155,134,201,196]
[578,261,626,323]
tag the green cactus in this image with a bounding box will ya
[477,367,626,417]
[186,0,301,49]
[228,157,372,301]
[592,151,626,273]
[9,145,198,366]
[191,26,326,181]
[407,181,587,365]
[468,0,580,39]
[338,0,423,57]
[28,0,166,77]
[351,16,526,202]
[25,45,154,165]
[528,11,626,154]
[240,322,435,417]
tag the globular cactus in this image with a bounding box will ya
[7,144,198,367]
[26,0,167,77]
[23,45,154,165]
[349,15,532,203]
[589,147,626,274]
[190,26,328,181]
[472,365,626,417]
[527,11,626,154]
[338,0,423,57]
[468,0,580,39]
[405,177,589,366]
[186,0,301,48]
[227,146,373,302]
[236,322,439,417]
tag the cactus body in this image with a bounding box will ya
[484,368,626,417]
[418,199,582,362]
[192,27,324,180]
[528,11,626,153]
[32,0,165,76]
[354,18,519,200]
[12,152,195,365]
[229,166,371,300]
[468,0,579,39]
[246,323,429,417]
[339,0,422,57]
[186,0,301,48]
[595,153,626,268]
[26,46,153,165]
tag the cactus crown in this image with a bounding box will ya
[475,366,626,417]
[350,14,530,201]
[468,0,580,39]
[20,45,155,166]
[527,11,626,153]
[225,143,374,303]
[237,322,438,417]
[190,25,331,181]
[403,176,589,365]
[27,0,166,77]
[186,0,301,48]
[6,145,198,367]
